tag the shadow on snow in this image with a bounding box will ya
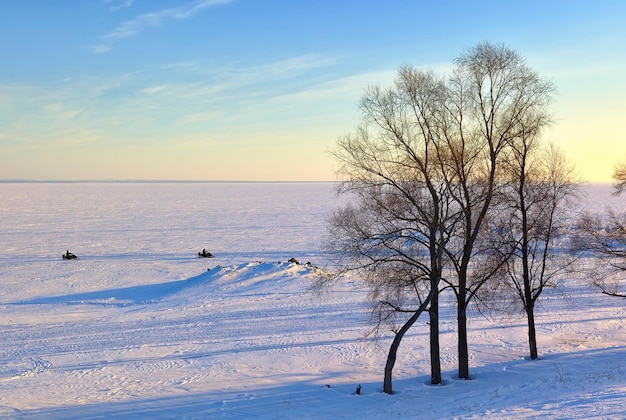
[7,346,626,419]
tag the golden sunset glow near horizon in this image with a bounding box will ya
[1,1,624,182]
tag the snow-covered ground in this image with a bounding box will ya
[0,182,624,419]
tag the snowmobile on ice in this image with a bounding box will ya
[62,250,78,260]
[198,249,213,258]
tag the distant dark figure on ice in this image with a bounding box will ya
[198,249,213,258]
[62,250,77,260]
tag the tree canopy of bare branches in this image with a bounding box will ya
[572,155,626,298]
[573,209,626,298]
[441,42,555,378]
[325,42,558,391]
[483,143,579,359]
[328,68,457,393]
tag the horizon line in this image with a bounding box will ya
[0,179,337,184]
[0,179,614,185]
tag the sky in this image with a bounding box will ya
[0,0,624,182]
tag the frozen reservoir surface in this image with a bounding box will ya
[0,182,624,418]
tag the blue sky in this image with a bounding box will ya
[1,0,625,181]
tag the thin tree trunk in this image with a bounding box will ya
[383,291,433,394]
[519,167,538,360]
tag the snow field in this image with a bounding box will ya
[0,183,624,418]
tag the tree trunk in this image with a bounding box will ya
[383,291,433,394]
[429,287,442,384]
[457,301,470,379]
[383,311,420,394]
[519,171,538,360]
[526,302,538,359]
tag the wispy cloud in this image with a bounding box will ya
[0,52,345,156]
[104,0,135,12]
[139,84,171,95]
[161,60,201,71]
[179,111,222,124]
[103,0,232,40]
[139,54,338,100]
[91,44,112,54]
[247,54,338,80]
[267,70,396,105]
[43,102,81,123]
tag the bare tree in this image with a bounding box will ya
[440,43,555,379]
[325,67,458,393]
[571,155,626,298]
[488,142,578,359]
[572,162,626,298]
[573,211,626,298]
[613,155,626,195]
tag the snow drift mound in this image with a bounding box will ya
[13,260,323,306]
[198,260,323,295]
